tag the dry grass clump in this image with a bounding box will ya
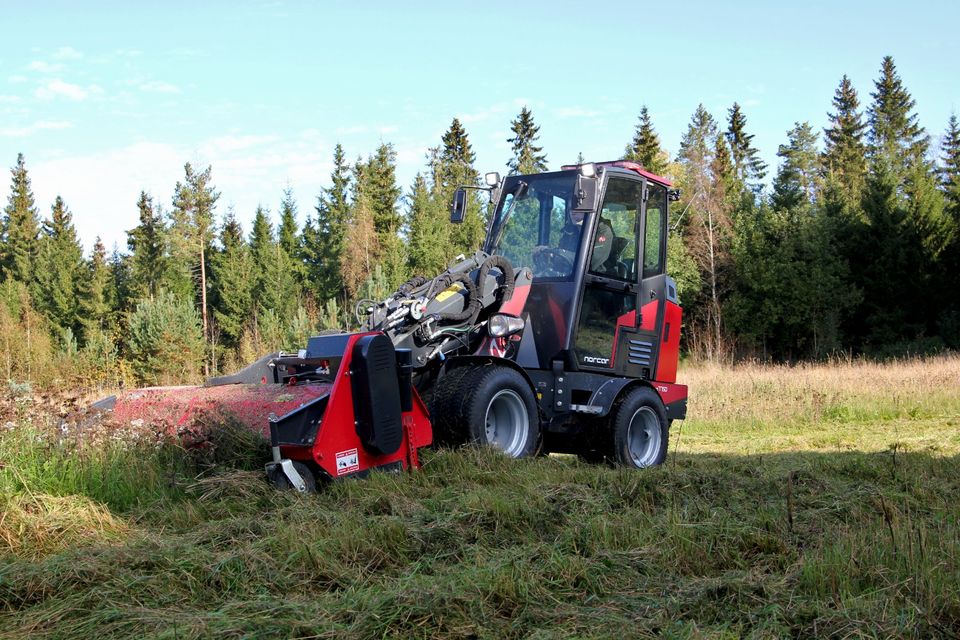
[0,492,130,561]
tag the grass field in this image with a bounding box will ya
[1,356,958,638]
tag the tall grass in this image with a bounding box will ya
[1,355,958,638]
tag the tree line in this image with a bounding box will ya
[1,55,958,386]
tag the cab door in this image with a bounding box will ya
[573,175,646,376]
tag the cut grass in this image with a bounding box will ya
[1,355,959,638]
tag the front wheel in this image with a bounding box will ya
[611,387,669,468]
[453,365,540,458]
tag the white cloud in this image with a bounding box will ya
[7,75,28,84]
[0,120,72,137]
[335,125,367,135]
[53,46,83,60]
[139,80,181,94]
[35,79,89,101]
[29,133,334,250]
[28,61,64,73]
[0,95,22,104]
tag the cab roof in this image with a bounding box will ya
[560,159,673,187]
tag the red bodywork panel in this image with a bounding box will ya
[656,300,682,384]
[282,332,433,479]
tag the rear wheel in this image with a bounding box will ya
[450,365,540,458]
[611,387,669,468]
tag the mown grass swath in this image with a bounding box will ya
[1,357,959,638]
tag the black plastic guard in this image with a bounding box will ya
[350,334,404,455]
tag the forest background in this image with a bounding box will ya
[1,52,959,387]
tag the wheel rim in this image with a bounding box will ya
[627,406,661,468]
[484,389,529,457]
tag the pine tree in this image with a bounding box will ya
[210,210,253,348]
[1,154,40,285]
[507,107,548,174]
[822,75,868,200]
[725,103,767,190]
[127,191,171,299]
[867,56,928,170]
[624,106,667,175]
[170,163,220,369]
[34,196,85,336]
[305,144,351,302]
[439,117,476,185]
[78,237,114,342]
[772,122,820,211]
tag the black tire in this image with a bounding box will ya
[450,365,540,458]
[429,365,475,446]
[610,386,669,469]
[268,461,318,492]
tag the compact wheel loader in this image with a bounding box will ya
[98,160,688,490]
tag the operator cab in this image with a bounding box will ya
[481,161,679,383]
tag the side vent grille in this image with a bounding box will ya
[628,339,653,366]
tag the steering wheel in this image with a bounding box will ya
[532,246,575,277]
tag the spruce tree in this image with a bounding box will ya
[772,122,820,212]
[624,106,667,174]
[407,172,449,275]
[127,191,171,299]
[34,196,85,336]
[305,144,351,302]
[1,154,40,285]
[362,144,406,288]
[210,210,253,348]
[867,56,928,170]
[507,107,548,174]
[435,119,484,253]
[941,114,960,222]
[725,103,767,190]
[249,205,298,317]
[822,75,868,200]
[340,187,379,299]
[78,237,114,342]
[278,187,299,257]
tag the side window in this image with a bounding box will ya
[643,184,666,278]
[591,178,642,280]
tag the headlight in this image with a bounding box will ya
[488,314,525,338]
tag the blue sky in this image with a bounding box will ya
[2,0,958,253]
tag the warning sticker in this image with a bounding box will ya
[335,448,360,475]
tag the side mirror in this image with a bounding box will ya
[450,188,467,223]
[573,174,597,214]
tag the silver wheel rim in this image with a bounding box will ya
[627,406,661,468]
[484,389,529,457]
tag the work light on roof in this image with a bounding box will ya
[579,163,596,178]
[484,172,501,187]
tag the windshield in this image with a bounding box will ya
[486,172,580,280]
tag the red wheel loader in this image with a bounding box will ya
[97,161,688,490]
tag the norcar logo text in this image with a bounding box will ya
[583,356,610,365]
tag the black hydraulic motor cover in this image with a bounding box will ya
[350,333,404,455]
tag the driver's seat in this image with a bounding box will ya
[601,236,629,279]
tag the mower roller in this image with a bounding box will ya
[96,161,688,489]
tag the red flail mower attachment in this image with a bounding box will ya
[97,332,433,491]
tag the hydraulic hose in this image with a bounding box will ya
[396,275,429,297]
[432,272,481,323]
[477,255,515,304]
